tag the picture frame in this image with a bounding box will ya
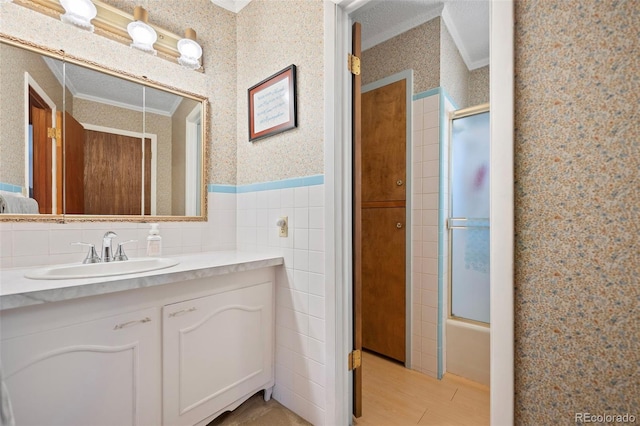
[248,64,297,142]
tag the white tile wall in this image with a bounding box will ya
[0,192,237,268]
[236,184,326,425]
[411,94,442,378]
[1,183,327,424]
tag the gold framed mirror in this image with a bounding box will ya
[0,35,208,222]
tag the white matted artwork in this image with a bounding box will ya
[248,64,297,142]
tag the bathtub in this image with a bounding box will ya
[445,318,490,386]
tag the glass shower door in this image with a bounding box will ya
[448,109,490,324]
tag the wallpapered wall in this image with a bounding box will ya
[235,0,325,185]
[361,17,488,109]
[514,0,639,422]
[468,66,489,107]
[439,22,469,108]
[0,1,221,184]
[100,0,238,185]
[362,19,440,94]
[0,44,72,187]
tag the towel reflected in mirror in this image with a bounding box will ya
[0,191,39,214]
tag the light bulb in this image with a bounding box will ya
[127,6,157,55]
[60,0,97,32]
[177,28,202,70]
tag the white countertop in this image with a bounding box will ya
[0,251,283,311]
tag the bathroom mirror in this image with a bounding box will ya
[0,37,208,222]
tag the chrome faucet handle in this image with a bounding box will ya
[71,242,101,264]
[102,231,118,262]
[114,240,137,261]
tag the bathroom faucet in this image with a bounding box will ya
[101,231,117,262]
[72,233,135,263]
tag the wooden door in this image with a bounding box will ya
[83,130,151,215]
[64,112,85,214]
[362,79,407,203]
[360,79,407,363]
[30,106,52,214]
[352,21,363,419]
[362,207,406,361]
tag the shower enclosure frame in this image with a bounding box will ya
[446,103,491,327]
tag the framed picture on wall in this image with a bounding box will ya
[248,64,297,142]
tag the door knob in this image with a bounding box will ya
[396,179,403,186]
[396,222,403,229]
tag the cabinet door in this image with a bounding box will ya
[162,281,274,426]
[1,307,161,426]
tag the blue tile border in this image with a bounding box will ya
[0,183,23,193]
[208,175,324,193]
[413,87,441,101]
[413,87,460,110]
[208,184,236,193]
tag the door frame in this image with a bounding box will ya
[361,71,414,368]
[81,123,158,215]
[24,72,57,207]
[326,0,514,424]
[185,104,201,216]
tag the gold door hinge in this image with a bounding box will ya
[348,349,362,370]
[47,127,61,140]
[348,54,361,75]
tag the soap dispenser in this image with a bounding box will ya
[146,223,162,257]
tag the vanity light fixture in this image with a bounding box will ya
[127,5,157,55]
[13,0,205,71]
[59,0,97,31]
[177,28,202,70]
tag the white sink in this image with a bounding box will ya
[24,257,180,280]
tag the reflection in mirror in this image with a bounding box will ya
[62,64,203,216]
[144,86,202,216]
[0,42,65,216]
[0,39,206,220]
[60,60,147,215]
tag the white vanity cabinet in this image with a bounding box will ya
[0,307,162,426]
[0,260,278,426]
[162,281,274,426]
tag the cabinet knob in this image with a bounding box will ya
[396,179,403,186]
[396,222,403,229]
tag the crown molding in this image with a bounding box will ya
[210,0,252,13]
[441,5,488,71]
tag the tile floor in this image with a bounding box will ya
[209,351,489,425]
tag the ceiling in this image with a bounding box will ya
[211,0,489,71]
[43,58,183,117]
[351,0,489,70]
